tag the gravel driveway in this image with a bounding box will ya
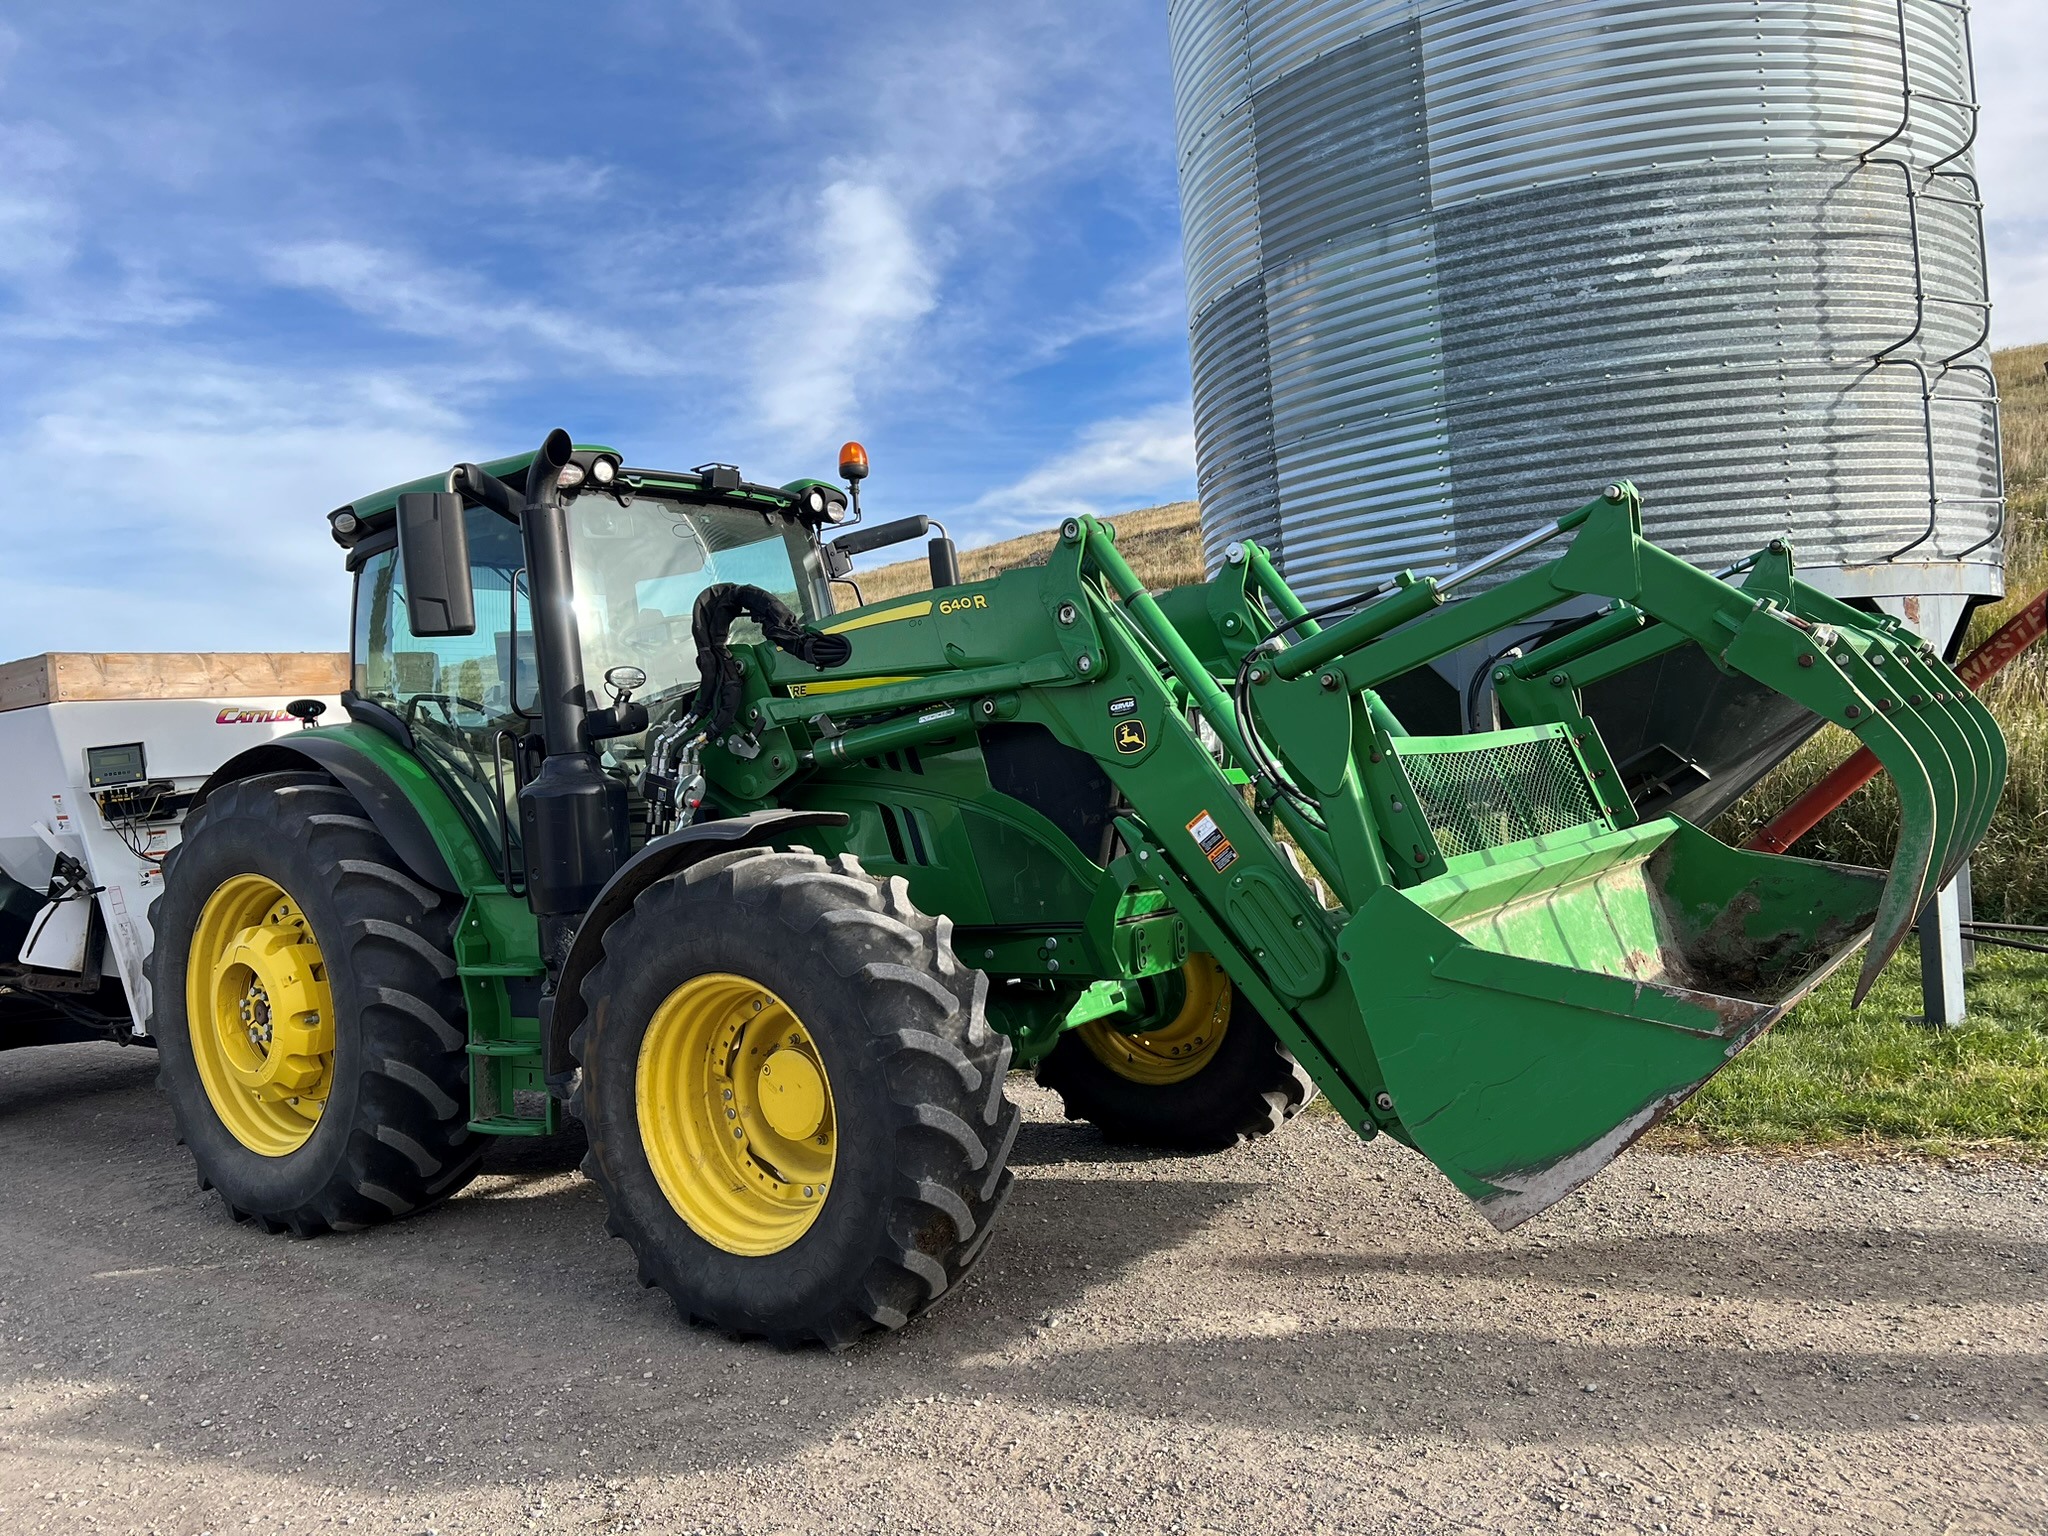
[1,1042,2043,1536]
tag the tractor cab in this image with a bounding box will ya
[326,440,954,883]
[329,448,826,860]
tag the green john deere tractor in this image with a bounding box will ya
[150,429,2002,1345]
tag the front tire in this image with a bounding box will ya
[1036,954,1316,1152]
[570,848,1019,1347]
[149,772,484,1234]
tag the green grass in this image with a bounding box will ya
[1658,941,2048,1154]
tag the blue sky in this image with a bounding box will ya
[0,1,2041,656]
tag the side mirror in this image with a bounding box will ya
[603,664,647,703]
[396,492,476,637]
[828,514,930,559]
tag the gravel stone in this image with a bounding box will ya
[0,1045,2042,1534]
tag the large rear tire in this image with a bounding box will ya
[569,848,1019,1347]
[1036,955,1316,1152]
[149,772,484,1234]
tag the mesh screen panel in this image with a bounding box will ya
[1394,731,1603,858]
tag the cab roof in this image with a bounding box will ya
[331,444,826,546]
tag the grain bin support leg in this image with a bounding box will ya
[1917,878,1968,1027]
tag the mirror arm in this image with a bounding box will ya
[828,514,931,559]
[453,462,523,520]
[926,518,961,589]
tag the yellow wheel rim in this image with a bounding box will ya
[636,973,836,1257]
[1080,954,1233,1085]
[186,874,335,1157]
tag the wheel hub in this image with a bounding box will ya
[757,1048,827,1141]
[215,920,332,1101]
[187,876,335,1156]
[1079,954,1234,1085]
[636,974,837,1256]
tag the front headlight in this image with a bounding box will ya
[591,456,618,486]
[558,461,588,490]
[801,484,847,524]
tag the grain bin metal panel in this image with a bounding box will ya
[1169,0,1252,161]
[1171,0,2004,613]
[1249,23,1431,264]
[1190,278,1285,556]
[1181,101,1264,318]
[1255,231,1455,594]
[1430,159,1997,576]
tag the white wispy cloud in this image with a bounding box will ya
[0,353,467,654]
[747,179,939,437]
[724,5,1178,460]
[971,400,1196,538]
[263,238,671,376]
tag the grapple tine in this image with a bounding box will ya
[1844,710,1941,1004]
[1836,640,1972,899]
[1912,652,1999,890]
[1776,584,2001,908]
[1710,600,1952,1003]
[1875,638,1996,893]
[1918,642,2007,884]
[1955,672,2009,863]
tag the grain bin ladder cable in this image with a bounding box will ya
[1863,0,2007,562]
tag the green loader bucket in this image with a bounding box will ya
[1340,819,1885,1229]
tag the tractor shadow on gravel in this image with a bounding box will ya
[1226,1228,2048,1308]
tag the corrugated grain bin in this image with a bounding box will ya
[1172,0,2005,816]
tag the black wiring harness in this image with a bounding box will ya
[685,583,855,737]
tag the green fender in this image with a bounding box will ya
[195,721,497,895]
[539,809,849,1079]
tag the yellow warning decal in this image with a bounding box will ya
[821,600,933,635]
[784,675,918,698]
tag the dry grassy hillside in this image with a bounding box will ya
[857,500,1202,601]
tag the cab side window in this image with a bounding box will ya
[351,509,529,855]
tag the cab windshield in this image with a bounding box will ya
[566,490,818,719]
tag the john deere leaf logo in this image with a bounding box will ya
[1114,720,1147,754]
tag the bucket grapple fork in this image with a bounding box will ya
[1046,483,1999,1226]
[1488,504,2004,1001]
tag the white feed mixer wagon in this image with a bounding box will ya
[0,653,346,1052]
